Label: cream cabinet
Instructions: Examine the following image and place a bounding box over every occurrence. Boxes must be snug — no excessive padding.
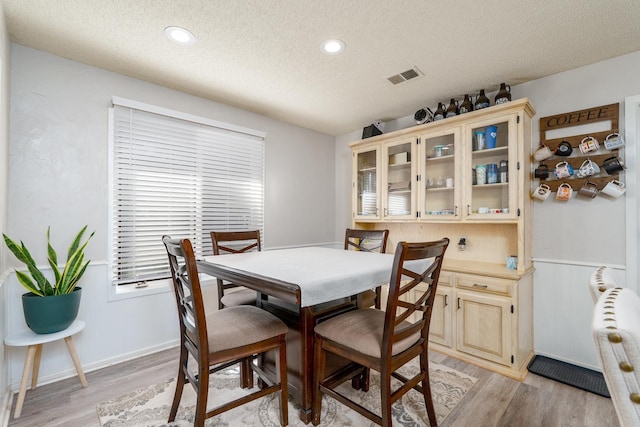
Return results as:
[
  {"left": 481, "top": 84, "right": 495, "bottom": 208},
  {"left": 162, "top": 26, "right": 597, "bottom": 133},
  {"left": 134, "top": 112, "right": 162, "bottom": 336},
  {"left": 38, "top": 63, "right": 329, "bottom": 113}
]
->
[
  {"left": 401, "top": 265, "right": 533, "bottom": 380},
  {"left": 424, "top": 273, "right": 453, "bottom": 348},
  {"left": 351, "top": 99, "right": 536, "bottom": 380},
  {"left": 419, "top": 127, "right": 461, "bottom": 220},
  {"left": 353, "top": 145, "right": 381, "bottom": 220},
  {"left": 381, "top": 136, "right": 418, "bottom": 220}
]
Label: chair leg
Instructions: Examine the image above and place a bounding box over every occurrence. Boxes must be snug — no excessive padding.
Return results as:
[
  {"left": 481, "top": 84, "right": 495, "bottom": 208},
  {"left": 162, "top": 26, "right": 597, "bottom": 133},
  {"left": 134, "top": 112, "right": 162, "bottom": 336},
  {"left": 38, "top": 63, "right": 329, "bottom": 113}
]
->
[
  {"left": 169, "top": 371, "right": 185, "bottom": 422},
  {"left": 421, "top": 353, "right": 438, "bottom": 427},
  {"left": 311, "top": 336, "right": 326, "bottom": 426},
  {"left": 350, "top": 366, "right": 370, "bottom": 391},
  {"left": 193, "top": 370, "right": 209, "bottom": 427},
  {"left": 278, "top": 339, "right": 288, "bottom": 426},
  {"left": 380, "top": 370, "right": 393, "bottom": 427},
  {"left": 169, "top": 348, "right": 188, "bottom": 422},
  {"left": 241, "top": 357, "right": 254, "bottom": 389}
]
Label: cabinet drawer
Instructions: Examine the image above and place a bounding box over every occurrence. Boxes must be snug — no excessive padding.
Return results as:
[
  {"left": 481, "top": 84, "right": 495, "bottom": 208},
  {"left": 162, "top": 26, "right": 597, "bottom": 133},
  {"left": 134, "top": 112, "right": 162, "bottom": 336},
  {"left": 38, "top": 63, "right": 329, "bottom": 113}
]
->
[
  {"left": 456, "top": 273, "right": 514, "bottom": 296},
  {"left": 438, "top": 271, "right": 454, "bottom": 287}
]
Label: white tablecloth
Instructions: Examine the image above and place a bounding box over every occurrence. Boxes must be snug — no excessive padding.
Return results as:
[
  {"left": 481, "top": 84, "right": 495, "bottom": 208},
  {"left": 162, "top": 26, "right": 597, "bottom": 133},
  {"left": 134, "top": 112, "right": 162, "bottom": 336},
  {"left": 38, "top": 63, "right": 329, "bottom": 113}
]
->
[{"left": 203, "top": 247, "right": 399, "bottom": 307}]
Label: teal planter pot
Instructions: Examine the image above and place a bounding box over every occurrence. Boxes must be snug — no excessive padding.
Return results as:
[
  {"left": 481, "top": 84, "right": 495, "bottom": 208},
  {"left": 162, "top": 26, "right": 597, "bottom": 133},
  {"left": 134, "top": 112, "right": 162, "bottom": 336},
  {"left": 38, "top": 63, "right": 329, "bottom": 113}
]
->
[{"left": 22, "top": 288, "right": 82, "bottom": 334}]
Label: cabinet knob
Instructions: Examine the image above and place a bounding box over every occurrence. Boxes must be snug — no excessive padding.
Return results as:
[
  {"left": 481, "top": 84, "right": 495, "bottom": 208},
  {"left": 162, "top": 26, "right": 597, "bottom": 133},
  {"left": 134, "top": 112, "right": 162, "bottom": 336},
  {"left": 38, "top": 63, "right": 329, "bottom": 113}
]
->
[{"left": 473, "top": 283, "right": 488, "bottom": 289}]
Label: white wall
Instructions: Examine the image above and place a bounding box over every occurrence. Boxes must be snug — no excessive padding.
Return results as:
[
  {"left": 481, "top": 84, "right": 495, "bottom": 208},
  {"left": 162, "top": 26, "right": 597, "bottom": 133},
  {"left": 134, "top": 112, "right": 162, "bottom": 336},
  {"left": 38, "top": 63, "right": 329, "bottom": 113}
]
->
[
  {"left": 3, "top": 44, "right": 336, "bottom": 389},
  {"left": 335, "top": 50, "right": 640, "bottom": 369},
  {"left": 0, "top": 1, "right": 10, "bottom": 424}
]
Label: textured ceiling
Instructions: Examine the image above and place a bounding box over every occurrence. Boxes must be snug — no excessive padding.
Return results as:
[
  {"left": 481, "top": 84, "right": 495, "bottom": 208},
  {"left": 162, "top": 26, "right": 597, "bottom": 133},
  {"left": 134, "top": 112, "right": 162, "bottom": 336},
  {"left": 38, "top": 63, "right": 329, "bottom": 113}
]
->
[{"left": 2, "top": 0, "right": 640, "bottom": 136}]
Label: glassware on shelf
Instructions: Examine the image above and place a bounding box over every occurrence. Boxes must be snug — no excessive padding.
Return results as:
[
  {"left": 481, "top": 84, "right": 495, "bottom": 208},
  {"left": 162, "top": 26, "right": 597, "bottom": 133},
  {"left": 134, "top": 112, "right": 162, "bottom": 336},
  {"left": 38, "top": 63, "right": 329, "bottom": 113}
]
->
[
  {"left": 487, "top": 164, "right": 498, "bottom": 184},
  {"left": 474, "top": 130, "right": 486, "bottom": 150}
]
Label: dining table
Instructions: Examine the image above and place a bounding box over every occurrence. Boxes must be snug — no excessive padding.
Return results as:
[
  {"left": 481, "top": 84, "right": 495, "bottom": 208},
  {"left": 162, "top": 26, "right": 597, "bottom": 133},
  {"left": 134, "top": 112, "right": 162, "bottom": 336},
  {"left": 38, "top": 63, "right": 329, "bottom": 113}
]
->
[{"left": 197, "top": 246, "right": 400, "bottom": 422}]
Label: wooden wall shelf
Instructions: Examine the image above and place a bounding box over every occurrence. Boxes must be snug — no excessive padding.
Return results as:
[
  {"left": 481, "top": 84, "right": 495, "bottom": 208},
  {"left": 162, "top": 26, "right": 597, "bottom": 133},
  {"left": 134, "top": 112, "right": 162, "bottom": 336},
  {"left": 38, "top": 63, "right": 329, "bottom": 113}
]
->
[{"left": 537, "top": 103, "right": 621, "bottom": 193}]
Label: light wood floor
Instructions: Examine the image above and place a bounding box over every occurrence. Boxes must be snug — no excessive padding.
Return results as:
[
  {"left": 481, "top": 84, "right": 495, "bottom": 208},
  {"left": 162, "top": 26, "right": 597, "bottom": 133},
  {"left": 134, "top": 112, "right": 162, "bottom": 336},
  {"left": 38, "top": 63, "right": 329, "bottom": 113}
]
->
[{"left": 7, "top": 347, "right": 618, "bottom": 427}]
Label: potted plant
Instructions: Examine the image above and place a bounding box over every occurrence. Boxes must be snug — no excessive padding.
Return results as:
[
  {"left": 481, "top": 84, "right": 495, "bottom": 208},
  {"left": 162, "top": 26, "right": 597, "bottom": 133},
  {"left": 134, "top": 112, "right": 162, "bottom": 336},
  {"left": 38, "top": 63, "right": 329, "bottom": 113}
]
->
[{"left": 3, "top": 226, "right": 94, "bottom": 334}]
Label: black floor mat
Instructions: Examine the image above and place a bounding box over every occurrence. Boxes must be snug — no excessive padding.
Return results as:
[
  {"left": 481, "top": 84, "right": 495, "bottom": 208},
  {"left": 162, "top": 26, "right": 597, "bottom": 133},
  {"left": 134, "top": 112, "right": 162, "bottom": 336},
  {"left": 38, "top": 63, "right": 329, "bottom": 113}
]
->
[{"left": 527, "top": 355, "right": 610, "bottom": 397}]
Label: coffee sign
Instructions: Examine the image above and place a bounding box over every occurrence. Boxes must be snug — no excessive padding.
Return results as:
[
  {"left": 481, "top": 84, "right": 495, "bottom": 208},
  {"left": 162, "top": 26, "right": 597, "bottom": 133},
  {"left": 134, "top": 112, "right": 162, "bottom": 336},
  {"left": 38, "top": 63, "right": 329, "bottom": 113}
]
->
[
  {"left": 539, "top": 103, "right": 619, "bottom": 147},
  {"left": 540, "top": 104, "right": 618, "bottom": 131}
]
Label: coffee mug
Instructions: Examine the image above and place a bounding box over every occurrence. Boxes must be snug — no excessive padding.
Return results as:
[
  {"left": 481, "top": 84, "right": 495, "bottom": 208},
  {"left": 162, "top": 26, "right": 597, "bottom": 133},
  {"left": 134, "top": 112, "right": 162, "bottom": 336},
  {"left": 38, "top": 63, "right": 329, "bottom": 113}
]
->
[
  {"left": 575, "top": 159, "right": 600, "bottom": 178},
  {"left": 556, "top": 183, "right": 573, "bottom": 201},
  {"left": 601, "top": 179, "right": 626, "bottom": 198},
  {"left": 554, "top": 161, "right": 574, "bottom": 178},
  {"left": 579, "top": 136, "right": 599, "bottom": 154},
  {"left": 602, "top": 156, "right": 624, "bottom": 174},
  {"left": 578, "top": 181, "right": 599, "bottom": 199},
  {"left": 534, "top": 145, "right": 553, "bottom": 161},
  {"left": 555, "top": 140, "right": 573, "bottom": 157},
  {"left": 532, "top": 183, "right": 551, "bottom": 200},
  {"left": 604, "top": 132, "right": 624, "bottom": 150},
  {"left": 534, "top": 163, "right": 550, "bottom": 179}
]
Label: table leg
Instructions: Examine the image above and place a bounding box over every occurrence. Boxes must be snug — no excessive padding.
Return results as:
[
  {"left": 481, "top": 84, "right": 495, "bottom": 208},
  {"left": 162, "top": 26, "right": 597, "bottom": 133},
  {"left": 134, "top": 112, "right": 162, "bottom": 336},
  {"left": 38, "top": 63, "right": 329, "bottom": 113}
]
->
[
  {"left": 31, "top": 344, "right": 43, "bottom": 390},
  {"left": 64, "top": 336, "right": 88, "bottom": 387},
  {"left": 14, "top": 345, "right": 37, "bottom": 418}
]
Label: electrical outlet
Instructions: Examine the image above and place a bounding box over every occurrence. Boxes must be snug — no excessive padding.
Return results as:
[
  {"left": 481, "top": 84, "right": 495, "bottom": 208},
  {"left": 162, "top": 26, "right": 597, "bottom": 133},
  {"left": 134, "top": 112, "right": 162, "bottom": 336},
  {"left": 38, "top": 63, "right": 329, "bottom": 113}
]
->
[{"left": 457, "top": 237, "right": 467, "bottom": 251}]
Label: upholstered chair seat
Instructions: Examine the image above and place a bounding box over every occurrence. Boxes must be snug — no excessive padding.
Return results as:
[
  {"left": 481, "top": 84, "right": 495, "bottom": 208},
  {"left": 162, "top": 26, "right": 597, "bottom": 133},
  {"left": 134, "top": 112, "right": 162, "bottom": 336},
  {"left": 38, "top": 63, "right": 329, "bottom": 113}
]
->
[
  {"left": 220, "top": 288, "right": 257, "bottom": 308},
  {"left": 206, "top": 305, "right": 288, "bottom": 353},
  {"left": 313, "top": 308, "right": 420, "bottom": 358}
]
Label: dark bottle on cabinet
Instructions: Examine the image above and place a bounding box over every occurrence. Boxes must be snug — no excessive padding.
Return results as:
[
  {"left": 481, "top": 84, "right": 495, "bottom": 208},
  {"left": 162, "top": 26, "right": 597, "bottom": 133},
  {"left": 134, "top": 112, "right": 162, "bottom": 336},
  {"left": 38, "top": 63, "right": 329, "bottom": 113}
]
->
[
  {"left": 495, "top": 83, "right": 512, "bottom": 104},
  {"left": 459, "top": 94, "right": 474, "bottom": 114},
  {"left": 475, "top": 89, "right": 490, "bottom": 110},
  {"left": 445, "top": 98, "right": 458, "bottom": 118},
  {"left": 433, "top": 102, "right": 446, "bottom": 121}
]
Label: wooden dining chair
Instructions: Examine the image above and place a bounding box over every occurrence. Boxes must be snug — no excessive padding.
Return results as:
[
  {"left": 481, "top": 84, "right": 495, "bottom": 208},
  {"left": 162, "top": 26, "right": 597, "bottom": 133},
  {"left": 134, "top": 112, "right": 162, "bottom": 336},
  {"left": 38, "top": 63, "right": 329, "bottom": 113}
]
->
[
  {"left": 344, "top": 228, "right": 390, "bottom": 309},
  {"left": 163, "top": 236, "right": 289, "bottom": 426},
  {"left": 312, "top": 238, "right": 449, "bottom": 427},
  {"left": 210, "top": 230, "right": 261, "bottom": 309}
]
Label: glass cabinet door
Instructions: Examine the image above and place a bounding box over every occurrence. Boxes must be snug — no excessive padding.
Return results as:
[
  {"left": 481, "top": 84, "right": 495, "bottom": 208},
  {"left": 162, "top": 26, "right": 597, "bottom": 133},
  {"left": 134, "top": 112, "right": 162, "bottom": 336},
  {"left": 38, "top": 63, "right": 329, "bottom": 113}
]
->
[
  {"left": 420, "top": 128, "right": 461, "bottom": 220},
  {"left": 466, "top": 115, "right": 517, "bottom": 219},
  {"left": 353, "top": 146, "right": 380, "bottom": 219},
  {"left": 383, "top": 138, "right": 416, "bottom": 220}
]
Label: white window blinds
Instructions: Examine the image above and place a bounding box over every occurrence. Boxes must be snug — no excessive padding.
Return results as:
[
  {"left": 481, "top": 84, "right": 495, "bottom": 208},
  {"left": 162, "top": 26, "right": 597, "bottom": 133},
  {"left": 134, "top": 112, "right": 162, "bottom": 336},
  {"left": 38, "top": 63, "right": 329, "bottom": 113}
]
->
[{"left": 110, "top": 99, "right": 265, "bottom": 285}]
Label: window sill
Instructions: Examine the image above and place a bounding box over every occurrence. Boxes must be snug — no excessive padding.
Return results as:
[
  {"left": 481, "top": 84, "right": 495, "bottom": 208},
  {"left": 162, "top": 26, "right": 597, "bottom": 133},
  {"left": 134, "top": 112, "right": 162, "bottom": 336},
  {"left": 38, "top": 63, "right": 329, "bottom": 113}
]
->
[{"left": 107, "top": 276, "right": 217, "bottom": 302}]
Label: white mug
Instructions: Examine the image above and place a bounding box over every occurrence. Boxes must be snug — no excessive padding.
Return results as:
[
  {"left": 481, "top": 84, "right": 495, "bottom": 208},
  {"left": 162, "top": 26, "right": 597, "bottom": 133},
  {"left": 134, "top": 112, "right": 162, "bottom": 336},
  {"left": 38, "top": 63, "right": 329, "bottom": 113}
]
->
[
  {"left": 534, "top": 145, "right": 553, "bottom": 161},
  {"left": 579, "top": 136, "right": 599, "bottom": 154},
  {"left": 601, "top": 180, "right": 626, "bottom": 198},
  {"left": 604, "top": 132, "right": 624, "bottom": 150},
  {"left": 532, "top": 183, "right": 551, "bottom": 201},
  {"left": 554, "top": 161, "right": 574, "bottom": 178},
  {"left": 575, "top": 159, "right": 600, "bottom": 178},
  {"left": 556, "top": 183, "right": 573, "bottom": 201}
]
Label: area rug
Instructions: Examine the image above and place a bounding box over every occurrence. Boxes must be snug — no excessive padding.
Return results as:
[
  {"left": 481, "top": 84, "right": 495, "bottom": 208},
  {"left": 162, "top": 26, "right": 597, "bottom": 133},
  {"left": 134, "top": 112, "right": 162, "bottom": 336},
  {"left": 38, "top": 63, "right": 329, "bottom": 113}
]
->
[{"left": 97, "top": 361, "right": 476, "bottom": 426}]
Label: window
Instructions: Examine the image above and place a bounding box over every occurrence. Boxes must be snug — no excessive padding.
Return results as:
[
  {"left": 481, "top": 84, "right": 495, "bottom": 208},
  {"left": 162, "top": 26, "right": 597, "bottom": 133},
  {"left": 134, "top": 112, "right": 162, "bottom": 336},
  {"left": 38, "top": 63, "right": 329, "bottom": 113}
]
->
[{"left": 109, "top": 98, "right": 265, "bottom": 286}]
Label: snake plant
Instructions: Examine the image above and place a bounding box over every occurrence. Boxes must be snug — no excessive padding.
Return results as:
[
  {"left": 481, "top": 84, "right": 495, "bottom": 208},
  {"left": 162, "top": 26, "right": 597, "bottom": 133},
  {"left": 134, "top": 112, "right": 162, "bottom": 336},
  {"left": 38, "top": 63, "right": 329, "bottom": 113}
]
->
[{"left": 3, "top": 226, "right": 95, "bottom": 296}]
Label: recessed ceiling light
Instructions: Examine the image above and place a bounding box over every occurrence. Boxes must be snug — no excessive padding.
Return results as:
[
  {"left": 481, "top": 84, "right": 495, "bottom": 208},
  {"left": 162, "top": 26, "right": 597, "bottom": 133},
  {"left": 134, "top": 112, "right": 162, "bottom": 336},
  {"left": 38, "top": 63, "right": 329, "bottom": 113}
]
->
[
  {"left": 322, "top": 39, "right": 345, "bottom": 55},
  {"left": 164, "top": 26, "right": 196, "bottom": 45}
]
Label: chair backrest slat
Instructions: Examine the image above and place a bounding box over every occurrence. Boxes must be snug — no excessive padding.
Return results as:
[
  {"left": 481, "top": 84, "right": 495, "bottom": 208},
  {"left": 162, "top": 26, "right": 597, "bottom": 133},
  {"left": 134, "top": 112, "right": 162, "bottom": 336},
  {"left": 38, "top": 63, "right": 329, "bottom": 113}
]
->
[
  {"left": 163, "top": 236, "right": 209, "bottom": 364},
  {"left": 344, "top": 228, "right": 389, "bottom": 253},
  {"left": 211, "top": 230, "right": 262, "bottom": 255},
  {"left": 383, "top": 239, "right": 449, "bottom": 356}
]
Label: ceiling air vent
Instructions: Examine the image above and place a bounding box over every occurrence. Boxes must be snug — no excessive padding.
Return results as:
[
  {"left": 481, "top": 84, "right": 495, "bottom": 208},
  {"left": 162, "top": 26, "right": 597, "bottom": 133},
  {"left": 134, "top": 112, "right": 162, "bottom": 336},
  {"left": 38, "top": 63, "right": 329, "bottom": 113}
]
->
[{"left": 387, "top": 67, "right": 423, "bottom": 85}]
